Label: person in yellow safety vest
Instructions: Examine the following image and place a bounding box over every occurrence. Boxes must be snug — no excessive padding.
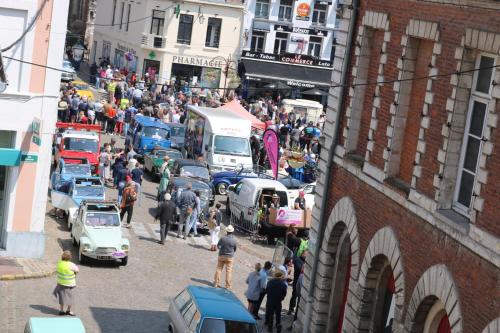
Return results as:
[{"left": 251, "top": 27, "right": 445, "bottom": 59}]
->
[{"left": 52, "top": 250, "right": 79, "bottom": 316}]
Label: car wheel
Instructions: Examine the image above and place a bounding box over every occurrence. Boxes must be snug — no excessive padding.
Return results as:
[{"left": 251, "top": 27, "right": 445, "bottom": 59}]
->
[
  {"left": 79, "top": 248, "right": 88, "bottom": 265},
  {"left": 216, "top": 183, "right": 228, "bottom": 195},
  {"left": 121, "top": 256, "right": 128, "bottom": 266},
  {"left": 72, "top": 234, "right": 77, "bottom": 247},
  {"left": 225, "top": 198, "right": 230, "bottom": 215}
]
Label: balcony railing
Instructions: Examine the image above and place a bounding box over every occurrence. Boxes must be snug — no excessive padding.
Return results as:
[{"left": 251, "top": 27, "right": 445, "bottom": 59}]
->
[{"left": 141, "top": 33, "right": 166, "bottom": 49}]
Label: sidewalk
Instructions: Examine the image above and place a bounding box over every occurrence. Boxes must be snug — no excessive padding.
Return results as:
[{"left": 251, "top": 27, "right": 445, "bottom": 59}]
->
[{"left": 0, "top": 256, "right": 54, "bottom": 281}]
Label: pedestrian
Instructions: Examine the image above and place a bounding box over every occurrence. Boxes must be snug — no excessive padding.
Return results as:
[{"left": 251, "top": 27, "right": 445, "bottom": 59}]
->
[
  {"left": 176, "top": 182, "right": 197, "bottom": 239},
  {"left": 288, "top": 251, "right": 307, "bottom": 315},
  {"left": 253, "top": 261, "right": 273, "bottom": 319},
  {"left": 120, "top": 178, "right": 137, "bottom": 228},
  {"left": 286, "top": 225, "right": 301, "bottom": 255},
  {"left": 186, "top": 190, "right": 201, "bottom": 237},
  {"left": 116, "top": 162, "right": 129, "bottom": 203},
  {"left": 213, "top": 225, "right": 237, "bottom": 289},
  {"left": 155, "top": 193, "right": 177, "bottom": 244},
  {"left": 157, "top": 156, "right": 170, "bottom": 203},
  {"left": 208, "top": 203, "right": 222, "bottom": 251},
  {"left": 131, "top": 162, "right": 143, "bottom": 205},
  {"left": 52, "top": 250, "right": 79, "bottom": 316},
  {"left": 265, "top": 271, "right": 287, "bottom": 333},
  {"left": 99, "top": 144, "right": 112, "bottom": 183},
  {"left": 294, "top": 191, "right": 306, "bottom": 210},
  {"left": 245, "top": 263, "right": 263, "bottom": 318}
]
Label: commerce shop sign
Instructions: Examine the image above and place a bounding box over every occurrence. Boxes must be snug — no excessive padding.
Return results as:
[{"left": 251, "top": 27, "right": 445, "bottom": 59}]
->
[
  {"left": 172, "top": 56, "right": 224, "bottom": 68},
  {"left": 241, "top": 50, "right": 332, "bottom": 68}
]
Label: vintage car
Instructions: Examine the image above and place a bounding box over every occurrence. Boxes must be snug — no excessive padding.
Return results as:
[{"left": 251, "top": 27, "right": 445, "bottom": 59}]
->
[
  {"left": 25, "top": 317, "right": 85, "bottom": 333},
  {"left": 167, "top": 286, "right": 257, "bottom": 333},
  {"left": 54, "top": 122, "right": 102, "bottom": 174},
  {"left": 171, "top": 159, "right": 210, "bottom": 184},
  {"left": 51, "top": 176, "right": 105, "bottom": 229},
  {"left": 211, "top": 165, "right": 271, "bottom": 195},
  {"left": 50, "top": 159, "right": 92, "bottom": 189},
  {"left": 70, "top": 201, "right": 129, "bottom": 266},
  {"left": 71, "top": 80, "right": 95, "bottom": 101},
  {"left": 125, "top": 114, "right": 171, "bottom": 154},
  {"left": 168, "top": 177, "right": 215, "bottom": 226},
  {"left": 166, "top": 122, "right": 186, "bottom": 150},
  {"left": 143, "top": 148, "right": 183, "bottom": 177}
]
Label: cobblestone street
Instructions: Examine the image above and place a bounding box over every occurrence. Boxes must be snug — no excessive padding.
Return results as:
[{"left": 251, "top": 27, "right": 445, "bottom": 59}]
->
[{"left": 0, "top": 136, "right": 295, "bottom": 332}]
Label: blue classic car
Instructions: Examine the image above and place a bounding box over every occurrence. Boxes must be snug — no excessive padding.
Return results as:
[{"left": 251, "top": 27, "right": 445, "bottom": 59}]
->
[
  {"left": 211, "top": 165, "right": 271, "bottom": 195},
  {"left": 125, "top": 114, "right": 171, "bottom": 154},
  {"left": 50, "top": 159, "right": 92, "bottom": 189},
  {"left": 51, "top": 176, "right": 105, "bottom": 229}
]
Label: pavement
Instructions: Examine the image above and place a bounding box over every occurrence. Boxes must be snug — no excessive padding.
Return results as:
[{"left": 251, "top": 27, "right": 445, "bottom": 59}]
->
[{"left": 0, "top": 133, "right": 299, "bottom": 333}]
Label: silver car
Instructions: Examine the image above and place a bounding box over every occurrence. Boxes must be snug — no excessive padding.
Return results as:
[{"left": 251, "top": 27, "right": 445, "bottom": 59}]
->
[{"left": 61, "top": 60, "right": 76, "bottom": 81}]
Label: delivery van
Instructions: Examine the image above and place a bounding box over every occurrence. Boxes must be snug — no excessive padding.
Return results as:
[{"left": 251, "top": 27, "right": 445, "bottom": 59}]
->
[
  {"left": 281, "top": 99, "right": 324, "bottom": 124},
  {"left": 183, "top": 106, "right": 253, "bottom": 172}
]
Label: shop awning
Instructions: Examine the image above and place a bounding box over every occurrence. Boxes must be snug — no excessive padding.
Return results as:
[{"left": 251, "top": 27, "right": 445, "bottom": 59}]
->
[
  {"left": 241, "top": 59, "right": 332, "bottom": 87},
  {"left": 0, "top": 148, "right": 21, "bottom": 166},
  {"left": 221, "top": 100, "right": 266, "bottom": 131}
]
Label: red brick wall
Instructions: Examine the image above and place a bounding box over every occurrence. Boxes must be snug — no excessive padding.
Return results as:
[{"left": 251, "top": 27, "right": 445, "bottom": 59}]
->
[
  {"left": 324, "top": 166, "right": 499, "bottom": 332},
  {"left": 336, "top": 0, "right": 500, "bottom": 234},
  {"left": 355, "top": 30, "right": 385, "bottom": 157}
]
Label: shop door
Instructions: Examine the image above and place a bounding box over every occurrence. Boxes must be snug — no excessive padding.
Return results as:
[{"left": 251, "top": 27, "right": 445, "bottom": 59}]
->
[{"left": 0, "top": 166, "right": 7, "bottom": 248}]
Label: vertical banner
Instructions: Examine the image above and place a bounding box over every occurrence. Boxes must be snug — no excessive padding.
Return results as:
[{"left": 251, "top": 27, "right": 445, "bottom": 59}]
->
[{"left": 263, "top": 128, "right": 279, "bottom": 179}]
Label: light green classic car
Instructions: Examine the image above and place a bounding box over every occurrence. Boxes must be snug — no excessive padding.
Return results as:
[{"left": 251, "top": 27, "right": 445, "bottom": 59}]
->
[
  {"left": 143, "top": 148, "right": 183, "bottom": 178},
  {"left": 70, "top": 200, "right": 130, "bottom": 266},
  {"left": 25, "top": 317, "right": 85, "bottom": 333}
]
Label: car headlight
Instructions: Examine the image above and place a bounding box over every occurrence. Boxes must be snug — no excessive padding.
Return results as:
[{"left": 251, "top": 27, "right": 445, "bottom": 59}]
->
[
  {"left": 121, "top": 244, "right": 129, "bottom": 251},
  {"left": 82, "top": 244, "right": 91, "bottom": 252}
]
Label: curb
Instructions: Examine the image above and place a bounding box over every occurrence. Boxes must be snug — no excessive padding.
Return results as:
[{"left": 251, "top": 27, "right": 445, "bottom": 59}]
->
[{"left": 0, "top": 269, "right": 55, "bottom": 281}]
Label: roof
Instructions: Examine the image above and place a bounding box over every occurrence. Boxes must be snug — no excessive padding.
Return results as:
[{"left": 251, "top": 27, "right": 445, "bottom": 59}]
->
[
  {"left": 134, "top": 114, "right": 171, "bottom": 130},
  {"left": 187, "top": 106, "right": 252, "bottom": 136},
  {"left": 187, "top": 286, "right": 256, "bottom": 323},
  {"left": 63, "top": 131, "right": 99, "bottom": 139},
  {"left": 171, "top": 177, "right": 211, "bottom": 189},
  {"left": 28, "top": 317, "right": 86, "bottom": 333},
  {"left": 220, "top": 100, "right": 265, "bottom": 131},
  {"left": 241, "top": 178, "right": 289, "bottom": 191}
]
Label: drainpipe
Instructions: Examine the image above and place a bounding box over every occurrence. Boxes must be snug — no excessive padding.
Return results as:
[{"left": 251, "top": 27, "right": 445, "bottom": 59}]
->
[{"left": 301, "top": 1, "right": 360, "bottom": 332}]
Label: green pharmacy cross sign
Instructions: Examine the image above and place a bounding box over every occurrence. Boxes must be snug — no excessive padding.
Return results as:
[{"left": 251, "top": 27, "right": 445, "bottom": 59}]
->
[{"left": 148, "top": 51, "right": 156, "bottom": 59}]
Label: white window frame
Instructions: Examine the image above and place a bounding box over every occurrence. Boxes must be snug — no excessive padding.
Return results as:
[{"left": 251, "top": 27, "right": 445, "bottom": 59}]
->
[
  {"left": 251, "top": 31, "right": 266, "bottom": 52},
  {"left": 278, "top": 0, "right": 293, "bottom": 21},
  {"left": 312, "top": 2, "right": 328, "bottom": 26},
  {"left": 274, "top": 32, "right": 288, "bottom": 55},
  {"left": 453, "top": 53, "right": 496, "bottom": 216},
  {"left": 255, "top": 0, "right": 270, "bottom": 19},
  {"left": 308, "top": 36, "right": 322, "bottom": 58}
]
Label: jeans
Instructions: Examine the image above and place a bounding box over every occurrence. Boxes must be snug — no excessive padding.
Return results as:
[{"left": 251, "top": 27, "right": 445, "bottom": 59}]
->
[
  {"left": 186, "top": 212, "right": 198, "bottom": 235},
  {"left": 124, "top": 122, "right": 130, "bottom": 137},
  {"left": 177, "top": 211, "right": 190, "bottom": 237},
  {"left": 117, "top": 181, "right": 125, "bottom": 204},
  {"left": 265, "top": 303, "right": 282, "bottom": 331},
  {"left": 95, "top": 77, "right": 100, "bottom": 89},
  {"left": 213, "top": 255, "right": 233, "bottom": 289},
  {"left": 289, "top": 284, "right": 299, "bottom": 312},
  {"left": 253, "top": 291, "right": 266, "bottom": 317},
  {"left": 160, "top": 222, "right": 170, "bottom": 242},
  {"left": 120, "top": 205, "right": 134, "bottom": 225}
]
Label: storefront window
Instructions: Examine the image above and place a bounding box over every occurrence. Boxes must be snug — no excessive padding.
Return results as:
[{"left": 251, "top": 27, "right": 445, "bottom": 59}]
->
[
  {"left": 0, "top": 131, "right": 14, "bottom": 248},
  {"left": 205, "top": 18, "right": 222, "bottom": 48},
  {"left": 114, "top": 49, "right": 137, "bottom": 72}
]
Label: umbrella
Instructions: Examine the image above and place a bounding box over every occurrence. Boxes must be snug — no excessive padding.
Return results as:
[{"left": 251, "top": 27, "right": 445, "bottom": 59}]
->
[
  {"left": 301, "top": 88, "right": 329, "bottom": 96},
  {"left": 264, "top": 81, "right": 291, "bottom": 90}
]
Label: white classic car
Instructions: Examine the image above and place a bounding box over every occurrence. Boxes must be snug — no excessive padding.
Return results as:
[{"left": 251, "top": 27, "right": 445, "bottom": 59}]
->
[{"left": 70, "top": 201, "right": 130, "bottom": 266}]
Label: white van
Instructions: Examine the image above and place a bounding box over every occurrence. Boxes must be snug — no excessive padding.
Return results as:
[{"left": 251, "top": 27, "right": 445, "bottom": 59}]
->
[
  {"left": 226, "top": 178, "right": 289, "bottom": 232},
  {"left": 184, "top": 106, "right": 253, "bottom": 172},
  {"left": 281, "top": 99, "right": 324, "bottom": 124}
]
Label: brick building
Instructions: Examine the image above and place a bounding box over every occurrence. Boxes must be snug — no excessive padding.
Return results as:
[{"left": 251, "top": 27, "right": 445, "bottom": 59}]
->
[{"left": 296, "top": 1, "right": 500, "bottom": 332}]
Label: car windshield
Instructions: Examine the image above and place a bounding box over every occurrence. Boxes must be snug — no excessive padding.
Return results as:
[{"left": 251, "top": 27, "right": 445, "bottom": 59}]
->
[
  {"left": 74, "top": 83, "right": 89, "bottom": 90},
  {"left": 143, "top": 127, "right": 169, "bottom": 140},
  {"left": 180, "top": 166, "right": 209, "bottom": 180},
  {"left": 63, "top": 60, "right": 73, "bottom": 68},
  {"left": 85, "top": 212, "right": 120, "bottom": 227},
  {"left": 213, "top": 136, "right": 250, "bottom": 157},
  {"left": 63, "top": 137, "right": 99, "bottom": 152},
  {"left": 74, "top": 186, "right": 104, "bottom": 197},
  {"left": 170, "top": 126, "right": 186, "bottom": 137},
  {"left": 156, "top": 150, "right": 182, "bottom": 159},
  {"left": 63, "top": 164, "right": 91, "bottom": 175},
  {"left": 200, "top": 318, "right": 257, "bottom": 333}
]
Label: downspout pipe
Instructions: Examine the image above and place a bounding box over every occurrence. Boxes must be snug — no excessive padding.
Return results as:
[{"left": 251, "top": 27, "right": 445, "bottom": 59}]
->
[{"left": 301, "top": 1, "right": 360, "bottom": 332}]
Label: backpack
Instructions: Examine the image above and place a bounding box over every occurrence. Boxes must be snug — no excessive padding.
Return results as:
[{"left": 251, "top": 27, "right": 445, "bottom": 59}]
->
[
  {"left": 297, "top": 239, "right": 309, "bottom": 257},
  {"left": 125, "top": 188, "right": 137, "bottom": 204}
]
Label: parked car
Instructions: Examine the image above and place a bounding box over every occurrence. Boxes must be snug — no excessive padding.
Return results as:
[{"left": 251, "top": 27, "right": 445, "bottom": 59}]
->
[
  {"left": 70, "top": 201, "right": 129, "bottom": 266},
  {"left": 166, "top": 123, "right": 186, "bottom": 150},
  {"left": 61, "top": 60, "right": 76, "bottom": 82},
  {"left": 125, "top": 114, "right": 171, "bottom": 154},
  {"left": 71, "top": 80, "right": 95, "bottom": 101},
  {"left": 143, "top": 148, "right": 182, "bottom": 177},
  {"left": 50, "top": 158, "right": 92, "bottom": 189},
  {"left": 211, "top": 165, "right": 271, "bottom": 195},
  {"left": 278, "top": 178, "right": 316, "bottom": 209},
  {"left": 167, "top": 285, "right": 258, "bottom": 333},
  {"left": 51, "top": 176, "right": 105, "bottom": 229},
  {"left": 25, "top": 317, "right": 85, "bottom": 333}
]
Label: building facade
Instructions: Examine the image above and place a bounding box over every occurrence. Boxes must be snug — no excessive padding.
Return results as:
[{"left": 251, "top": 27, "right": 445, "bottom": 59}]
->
[
  {"left": 239, "top": 0, "right": 338, "bottom": 100},
  {"left": 93, "top": 0, "right": 244, "bottom": 91},
  {"left": 0, "top": 0, "right": 69, "bottom": 258},
  {"left": 297, "top": 0, "right": 500, "bottom": 332}
]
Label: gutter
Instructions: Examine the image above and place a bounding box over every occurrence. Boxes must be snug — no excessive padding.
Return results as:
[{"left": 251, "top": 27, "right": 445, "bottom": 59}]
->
[{"left": 301, "top": 1, "right": 360, "bottom": 332}]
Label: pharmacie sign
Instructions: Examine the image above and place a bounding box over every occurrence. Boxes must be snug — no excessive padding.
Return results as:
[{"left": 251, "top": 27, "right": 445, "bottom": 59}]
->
[
  {"left": 172, "top": 56, "right": 224, "bottom": 68},
  {"left": 241, "top": 50, "right": 332, "bottom": 68}
]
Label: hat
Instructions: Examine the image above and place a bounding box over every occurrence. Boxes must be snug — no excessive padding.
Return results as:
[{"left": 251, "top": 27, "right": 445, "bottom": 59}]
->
[
  {"left": 272, "top": 193, "right": 279, "bottom": 199},
  {"left": 125, "top": 175, "right": 132, "bottom": 182},
  {"left": 299, "top": 190, "right": 305, "bottom": 196},
  {"left": 274, "top": 271, "right": 284, "bottom": 279},
  {"left": 225, "top": 225, "right": 234, "bottom": 233},
  {"left": 164, "top": 193, "right": 171, "bottom": 201}
]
